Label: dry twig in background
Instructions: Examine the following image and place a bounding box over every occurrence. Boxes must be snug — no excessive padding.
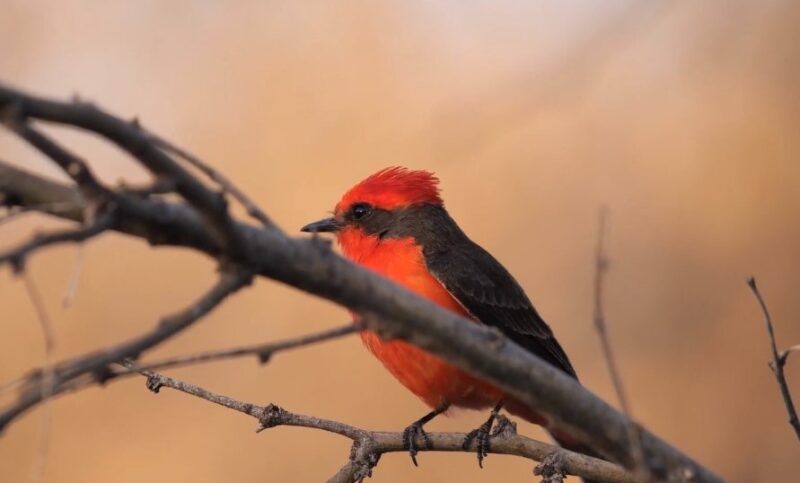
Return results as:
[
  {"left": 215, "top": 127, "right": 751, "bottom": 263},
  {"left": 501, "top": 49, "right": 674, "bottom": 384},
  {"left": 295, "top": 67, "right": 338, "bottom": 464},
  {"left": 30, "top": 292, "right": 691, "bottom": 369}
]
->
[
  {"left": 747, "top": 277, "right": 800, "bottom": 441},
  {"left": 592, "top": 209, "right": 648, "bottom": 479}
]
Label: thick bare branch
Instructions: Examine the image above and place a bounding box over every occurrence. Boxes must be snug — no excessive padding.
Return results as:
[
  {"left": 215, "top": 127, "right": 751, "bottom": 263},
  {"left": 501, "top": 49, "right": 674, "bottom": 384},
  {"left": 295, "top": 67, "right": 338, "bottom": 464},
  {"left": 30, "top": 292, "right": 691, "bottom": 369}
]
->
[
  {"left": 747, "top": 277, "right": 800, "bottom": 440},
  {"left": 127, "top": 362, "right": 634, "bottom": 483},
  {"left": 0, "top": 158, "right": 719, "bottom": 481},
  {"left": 0, "top": 82, "right": 722, "bottom": 481},
  {"left": 0, "top": 85, "right": 243, "bottom": 254}
]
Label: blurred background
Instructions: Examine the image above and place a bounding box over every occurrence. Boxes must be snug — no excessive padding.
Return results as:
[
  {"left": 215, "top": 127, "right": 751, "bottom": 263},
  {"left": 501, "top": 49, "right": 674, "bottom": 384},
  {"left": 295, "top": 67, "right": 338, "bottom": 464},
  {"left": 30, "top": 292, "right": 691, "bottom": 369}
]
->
[{"left": 1, "top": 1, "right": 799, "bottom": 481}]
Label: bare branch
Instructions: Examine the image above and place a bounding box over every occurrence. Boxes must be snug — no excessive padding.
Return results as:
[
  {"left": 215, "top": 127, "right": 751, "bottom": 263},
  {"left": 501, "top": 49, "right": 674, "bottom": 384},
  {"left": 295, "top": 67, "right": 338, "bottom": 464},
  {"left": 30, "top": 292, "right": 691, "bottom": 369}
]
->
[
  {"left": 146, "top": 133, "right": 276, "bottom": 229},
  {"left": 0, "top": 267, "right": 253, "bottom": 432},
  {"left": 123, "top": 322, "right": 361, "bottom": 373},
  {"left": 0, "top": 83, "right": 723, "bottom": 481},
  {"left": 746, "top": 277, "right": 800, "bottom": 440},
  {"left": 0, "top": 214, "right": 114, "bottom": 272},
  {"left": 0, "top": 85, "right": 241, "bottom": 253},
  {"left": 21, "top": 271, "right": 56, "bottom": 483},
  {"left": 125, "top": 361, "right": 634, "bottom": 483},
  {"left": 1, "top": 119, "right": 107, "bottom": 200},
  {"left": 0, "top": 158, "right": 720, "bottom": 481},
  {"left": 2, "top": 322, "right": 361, "bottom": 403},
  {"left": 592, "top": 208, "right": 648, "bottom": 478}
]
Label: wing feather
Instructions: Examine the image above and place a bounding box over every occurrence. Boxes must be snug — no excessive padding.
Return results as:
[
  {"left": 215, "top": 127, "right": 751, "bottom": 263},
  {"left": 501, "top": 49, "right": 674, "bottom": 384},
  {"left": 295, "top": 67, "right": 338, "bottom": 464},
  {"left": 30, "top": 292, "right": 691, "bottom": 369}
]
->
[{"left": 425, "top": 240, "right": 577, "bottom": 379}]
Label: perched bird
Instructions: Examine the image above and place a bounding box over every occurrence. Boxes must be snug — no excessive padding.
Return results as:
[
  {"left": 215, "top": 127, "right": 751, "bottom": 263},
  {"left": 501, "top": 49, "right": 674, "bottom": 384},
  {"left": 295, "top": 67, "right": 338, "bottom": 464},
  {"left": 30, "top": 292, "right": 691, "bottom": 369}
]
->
[{"left": 302, "top": 167, "right": 595, "bottom": 473}]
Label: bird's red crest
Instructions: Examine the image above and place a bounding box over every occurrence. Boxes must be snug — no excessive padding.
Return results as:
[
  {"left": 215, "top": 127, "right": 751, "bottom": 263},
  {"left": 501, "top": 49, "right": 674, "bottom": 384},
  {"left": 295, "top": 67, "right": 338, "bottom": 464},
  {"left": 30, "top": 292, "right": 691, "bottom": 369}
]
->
[{"left": 336, "top": 167, "right": 443, "bottom": 213}]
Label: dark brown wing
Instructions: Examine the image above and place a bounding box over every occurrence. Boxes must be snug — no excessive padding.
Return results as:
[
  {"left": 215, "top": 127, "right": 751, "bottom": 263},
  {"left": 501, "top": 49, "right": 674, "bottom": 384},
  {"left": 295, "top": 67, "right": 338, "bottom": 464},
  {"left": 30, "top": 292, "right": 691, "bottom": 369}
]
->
[
  {"left": 423, "top": 237, "right": 577, "bottom": 380},
  {"left": 376, "top": 204, "right": 577, "bottom": 379}
]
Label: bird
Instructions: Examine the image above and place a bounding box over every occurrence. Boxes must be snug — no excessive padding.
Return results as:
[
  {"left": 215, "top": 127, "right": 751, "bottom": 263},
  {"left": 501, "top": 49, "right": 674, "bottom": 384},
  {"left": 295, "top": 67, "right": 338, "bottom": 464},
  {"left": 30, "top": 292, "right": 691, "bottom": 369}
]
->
[{"left": 301, "top": 167, "right": 597, "bottom": 475}]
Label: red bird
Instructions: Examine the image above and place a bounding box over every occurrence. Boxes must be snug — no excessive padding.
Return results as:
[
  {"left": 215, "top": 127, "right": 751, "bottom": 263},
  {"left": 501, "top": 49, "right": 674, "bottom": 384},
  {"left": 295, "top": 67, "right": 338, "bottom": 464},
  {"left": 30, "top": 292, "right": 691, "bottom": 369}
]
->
[{"left": 302, "top": 167, "right": 593, "bottom": 471}]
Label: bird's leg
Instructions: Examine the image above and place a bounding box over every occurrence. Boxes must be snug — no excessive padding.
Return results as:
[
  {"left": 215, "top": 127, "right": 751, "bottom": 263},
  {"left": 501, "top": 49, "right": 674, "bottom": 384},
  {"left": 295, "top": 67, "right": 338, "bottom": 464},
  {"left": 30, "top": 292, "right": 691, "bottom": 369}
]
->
[
  {"left": 462, "top": 400, "right": 504, "bottom": 468},
  {"left": 402, "top": 402, "right": 450, "bottom": 466}
]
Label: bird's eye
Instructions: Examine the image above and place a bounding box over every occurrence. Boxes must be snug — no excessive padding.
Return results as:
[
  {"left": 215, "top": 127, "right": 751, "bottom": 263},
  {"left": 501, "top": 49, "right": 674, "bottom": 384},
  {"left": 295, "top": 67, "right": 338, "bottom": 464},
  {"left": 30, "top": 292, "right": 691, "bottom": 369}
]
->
[{"left": 351, "top": 203, "right": 372, "bottom": 220}]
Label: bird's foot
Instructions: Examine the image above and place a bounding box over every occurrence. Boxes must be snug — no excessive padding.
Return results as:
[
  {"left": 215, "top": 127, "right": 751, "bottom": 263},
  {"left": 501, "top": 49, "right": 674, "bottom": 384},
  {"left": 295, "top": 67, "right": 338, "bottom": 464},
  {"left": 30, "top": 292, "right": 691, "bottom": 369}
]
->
[
  {"left": 402, "top": 421, "right": 432, "bottom": 467},
  {"left": 462, "top": 418, "right": 495, "bottom": 468}
]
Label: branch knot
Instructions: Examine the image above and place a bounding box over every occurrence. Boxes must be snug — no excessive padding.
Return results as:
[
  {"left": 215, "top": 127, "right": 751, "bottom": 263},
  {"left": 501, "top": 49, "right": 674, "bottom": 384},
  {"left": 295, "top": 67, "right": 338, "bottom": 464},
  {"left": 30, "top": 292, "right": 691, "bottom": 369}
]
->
[
  {"left": 257, "top": 403, "right": 287, "bottom": 431},
  {"left": 145, "top": 375, "right": 163, "bottom": 393},
  {"left": 534, "top": 451, "right": 566, "bottom": 483}
]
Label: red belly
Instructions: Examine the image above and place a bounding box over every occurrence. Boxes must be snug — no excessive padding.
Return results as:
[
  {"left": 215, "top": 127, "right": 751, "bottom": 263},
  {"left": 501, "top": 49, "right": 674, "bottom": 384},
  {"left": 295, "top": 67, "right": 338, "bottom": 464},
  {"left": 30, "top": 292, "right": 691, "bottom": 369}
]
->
[
  {"left": 341, "top": 232, "right": 504, "bottom": 409},
  {"left": 360, "top": 332, "right": 503, "bottom": 409}
]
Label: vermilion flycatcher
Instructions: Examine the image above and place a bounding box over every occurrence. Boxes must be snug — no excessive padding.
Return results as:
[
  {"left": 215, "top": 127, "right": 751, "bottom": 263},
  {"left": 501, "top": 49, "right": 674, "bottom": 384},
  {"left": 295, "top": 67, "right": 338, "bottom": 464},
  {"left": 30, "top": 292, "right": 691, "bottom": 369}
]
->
[{"left": 302, "top": 167, "right": 593, "bottom": 472}]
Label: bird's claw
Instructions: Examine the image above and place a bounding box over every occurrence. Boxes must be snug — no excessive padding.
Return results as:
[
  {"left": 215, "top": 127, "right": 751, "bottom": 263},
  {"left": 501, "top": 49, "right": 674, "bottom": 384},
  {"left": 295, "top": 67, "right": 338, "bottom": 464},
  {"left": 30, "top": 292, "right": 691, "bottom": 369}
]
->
[
  {"left": 402, "top": 422, "right": 432, "bottom": 466},
  {"left": 462, "top": 419, "right": 494, "bottom": 468}
]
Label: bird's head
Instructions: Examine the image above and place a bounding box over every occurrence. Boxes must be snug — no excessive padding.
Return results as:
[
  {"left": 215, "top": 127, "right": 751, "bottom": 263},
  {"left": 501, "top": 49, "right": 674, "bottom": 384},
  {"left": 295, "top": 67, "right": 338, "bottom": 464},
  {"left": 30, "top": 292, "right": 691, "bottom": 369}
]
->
[{"left": 301, "top": 167, "right": 443, "bottom": 257}]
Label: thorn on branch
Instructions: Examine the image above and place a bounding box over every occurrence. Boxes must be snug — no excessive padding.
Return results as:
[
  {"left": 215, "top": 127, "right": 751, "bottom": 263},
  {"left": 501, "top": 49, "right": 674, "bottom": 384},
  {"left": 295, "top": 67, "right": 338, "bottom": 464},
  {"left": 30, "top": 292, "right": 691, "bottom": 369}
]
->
[
  {"left": 91, "top": 365, "right": 117, "bottom": 385},
  {"left": 256, "top": 351, "right": 272, "bottom": 364}
]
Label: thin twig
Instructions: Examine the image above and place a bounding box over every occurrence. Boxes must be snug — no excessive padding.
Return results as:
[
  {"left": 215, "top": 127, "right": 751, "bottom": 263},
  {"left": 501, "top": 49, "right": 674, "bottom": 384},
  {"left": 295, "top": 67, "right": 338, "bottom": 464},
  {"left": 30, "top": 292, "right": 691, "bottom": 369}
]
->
[
  {"left": 21, "top": 272, "right": 55, "bottom": 483},
  {"left": 119, "top": 322, "right": 361, "bottom": 374},
  {"left": 0, "top": 268, "right": 253, "bottom": 432},
  {"left": 592, "top": 208, "right": 648, "bottom": 475},
  {"left": 147, "top": 134, "right": 276, "bottom": 229},
  {"left": 746, "top": 277, "right": 800, "bottom": 440},
  {"left": 1, "top": 323, "right": 360, "bottom": 400},
  {"left": 61, "top": 244, "right": 85, "bottom": 307},
  {"left": 2, "top": 120, "right": 107, "bottom": 200},
  {"left": 0, "top": 82, "right": 723, "bottom": 480},
  {"left": 0, "top": 214, "right": 114, "bottom": 272},
  {"left": 124, "top": 361, "right": 634, "bottom": 483}
]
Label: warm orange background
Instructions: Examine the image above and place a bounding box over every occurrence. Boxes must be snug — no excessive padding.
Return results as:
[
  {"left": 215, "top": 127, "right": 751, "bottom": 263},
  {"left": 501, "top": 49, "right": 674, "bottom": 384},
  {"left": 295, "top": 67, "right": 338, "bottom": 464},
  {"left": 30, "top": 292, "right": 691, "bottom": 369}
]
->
[{"left": 1, "top": 2, "right": 799, "bottom": 482}]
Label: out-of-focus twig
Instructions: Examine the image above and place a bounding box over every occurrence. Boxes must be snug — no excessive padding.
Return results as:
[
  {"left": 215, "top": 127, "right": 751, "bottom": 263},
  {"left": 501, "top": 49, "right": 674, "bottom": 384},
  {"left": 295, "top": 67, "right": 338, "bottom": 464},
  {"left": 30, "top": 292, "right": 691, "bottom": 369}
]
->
[
  {"left": 61, "top": 245, "right": 84, "bottom": 307},
  {"left": 146, "top": 133, "right": 276, "bottom": 230},
  {"left": 0, "top": 268, "right": 253, "bottom": 433},
  {"left": 747, "top": 277, "right": 800, "bottom": 441},
  {"left": 592, "top": 208, "right": 648, "bottom": 476},
  {"left": 122, "top": 322, "right": 361, "bottom": 373},
  {"left": 21, "top": 272, "right": 55, "bottom": 483},
  {"left": 0, "top": 214, "right": 114, "bottom": 272}
]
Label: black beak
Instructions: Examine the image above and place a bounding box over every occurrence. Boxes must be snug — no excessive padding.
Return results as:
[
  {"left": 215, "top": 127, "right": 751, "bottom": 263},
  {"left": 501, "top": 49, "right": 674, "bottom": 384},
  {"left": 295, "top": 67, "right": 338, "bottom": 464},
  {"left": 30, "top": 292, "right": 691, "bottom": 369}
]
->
[{"left": 300, "top": 217, "right": 340, "bottom": 233}]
